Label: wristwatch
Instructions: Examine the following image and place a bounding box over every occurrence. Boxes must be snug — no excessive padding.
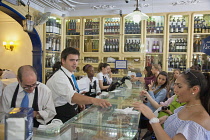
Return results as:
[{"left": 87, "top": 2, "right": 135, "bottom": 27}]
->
[{"left": 149, "top": 117, "right": 160, "bottom": 124}]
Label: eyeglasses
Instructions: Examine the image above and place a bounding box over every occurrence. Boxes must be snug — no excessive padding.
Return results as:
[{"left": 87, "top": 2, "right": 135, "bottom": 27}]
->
[
  {"left": 22, "top": 83, "right": 39, "bottom": 90},
  {"left": 184, "top": 69, "right": 201, "bottom": 86}
]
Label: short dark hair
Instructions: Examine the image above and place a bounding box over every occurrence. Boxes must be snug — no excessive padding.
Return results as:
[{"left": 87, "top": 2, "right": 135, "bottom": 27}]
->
[
  {"left": 83, "top": 64, "right": 93, "bottom": 73},
  {"left": 61, "top": 47, "right": 80, "bottom": 62},
  {"left": 17, "top": 65, "right": 37, "bottom": 82}
]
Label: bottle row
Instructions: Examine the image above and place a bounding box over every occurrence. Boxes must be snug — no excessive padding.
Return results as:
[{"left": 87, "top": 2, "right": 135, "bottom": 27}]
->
[
  {"left": 45, "top": 53, "right": 60, "bottom": 68},
  {"left": 66, "top": 39, "right": 80, "bottom": 50},
  {"left": 194, "top": 16, "right": 210, "bottom": 33},
  {"left": 146, "top": 17, "right": 164, "bottom": 34},
  {"left": 168, "top": 55, "right": 186, "bottom": 71},
  {"left": 66, "top": 19, "right": 80, "bottom": 35},
  {"left": 104, "top": 39, "right": 119, "bottom": 52},
  {"left": 125, "top": 20, "right": 141, "bottom": 34},
  {"left": 104, "top": 18, "right": 120, "bottom": 35},
  {"left": 124, "top": 39, "right": 141, "bottom": 52},
  {"left": 46, "top": 37, "right": 61, "bottom": 51},
  {"left": 169, "top": 38, "right": 187, "bottom": 52},
  {"left": 146, "top": 38, "right": 163, "bottom": 53},
  {"left": 46, "top": 18, "right": 62, "bottom": 35}
]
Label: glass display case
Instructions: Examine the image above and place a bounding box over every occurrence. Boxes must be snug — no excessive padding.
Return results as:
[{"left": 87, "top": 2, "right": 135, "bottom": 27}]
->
[{"left": 33, "top": 88, "right": 141, "bottom": 140}]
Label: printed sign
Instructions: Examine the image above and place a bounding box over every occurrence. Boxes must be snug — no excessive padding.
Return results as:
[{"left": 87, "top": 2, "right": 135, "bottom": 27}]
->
[
  {"left": 201, "top": 36, "right": 210, "bottom": 56},
  {"left": 115, "top": 60, "right": 127, "bottom": 69}
]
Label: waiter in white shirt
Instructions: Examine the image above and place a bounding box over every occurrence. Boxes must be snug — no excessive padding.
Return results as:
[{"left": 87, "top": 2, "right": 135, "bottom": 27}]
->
[
  {"left": 46, "top": 47, "right": 111, "bottom": 123},
  {"left": 2, "top": 65, "right": 56, "bottom": 127}
]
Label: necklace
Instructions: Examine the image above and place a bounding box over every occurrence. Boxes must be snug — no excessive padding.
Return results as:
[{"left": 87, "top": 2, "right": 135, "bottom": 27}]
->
[{"left": 185, "top": 104, "right": 201, "bottom": 108}]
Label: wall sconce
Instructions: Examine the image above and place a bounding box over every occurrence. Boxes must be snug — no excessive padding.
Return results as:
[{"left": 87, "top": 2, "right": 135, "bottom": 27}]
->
[{"left": 3, "top": 41, "right": 15, "bottom": 51}]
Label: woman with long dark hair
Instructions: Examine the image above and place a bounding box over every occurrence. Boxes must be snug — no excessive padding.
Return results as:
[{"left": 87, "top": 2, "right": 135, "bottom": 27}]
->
[{"left": 133, "top": 70, "right": 210, "bottom": 140}]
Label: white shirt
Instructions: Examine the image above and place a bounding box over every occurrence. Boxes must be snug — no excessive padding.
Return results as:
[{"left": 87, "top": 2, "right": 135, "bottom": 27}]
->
[
  {"left": 96, "top": 72, "right": 105, "bottom": 81},
  {"left": 77, "top": 76, "right": 101, "bottom": 94},
  {"left": 2, "top": 82, "right": 56, "bottom": 125},
  {"left": 46, "top": 66, "right": 77, "bottom": 107}
]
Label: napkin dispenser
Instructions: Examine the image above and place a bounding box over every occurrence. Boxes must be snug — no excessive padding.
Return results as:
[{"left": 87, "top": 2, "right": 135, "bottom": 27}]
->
[{"left": 5, "top": 107, "right": 34, "bottom": 140}]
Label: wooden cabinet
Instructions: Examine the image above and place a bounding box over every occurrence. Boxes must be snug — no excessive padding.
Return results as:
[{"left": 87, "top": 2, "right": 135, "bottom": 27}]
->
[{"left": 42, "top": 11, "right": 210, "bottom": 81}]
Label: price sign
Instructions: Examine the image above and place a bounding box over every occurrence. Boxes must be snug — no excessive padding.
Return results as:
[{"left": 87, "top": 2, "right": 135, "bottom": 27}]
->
[{"left": 115, "top": 60, "right": 127, "bottom": 69}]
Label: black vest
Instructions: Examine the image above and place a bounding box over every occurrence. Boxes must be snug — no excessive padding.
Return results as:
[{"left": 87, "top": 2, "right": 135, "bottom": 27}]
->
[
  {"left": 53, "top": 68, "right": 78, "bottom": 123},
  {"left": 11, "top": 84, "right": 40, "bottom": 127},
  {"left": 85, "top": 80, "right": 97, "bottom": 97}
]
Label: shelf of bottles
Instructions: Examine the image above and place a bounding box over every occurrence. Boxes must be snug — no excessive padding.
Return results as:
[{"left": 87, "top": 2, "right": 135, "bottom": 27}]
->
[
  {"left": 83, "top": 18, "right": 100, "bottom": 53},
  {"left": 44, "top": 16, "right": 62, "bottom": 81},
  {"left": 83, "top": 56, "right": 99, "bottom": 64},
  {"left": 103, "top": 17, "right": 121, "bottom": 53},
  {"left": 168, "top": 54, "right": 186, "bottom": 72},
  {"left": 169, "top": 15, "right": 188, "bottom": 34},
  {"left": 192, "top": 54, "right": 210, "bottom": 72},
  {"left": 168, "top": 35, "right": 187, "bottom": 52},
  {"left": 45, "top": 52, "right": 60, "bottom": 68},
  {"left": 84, "top": 36, "right": 99, "bottom": 52},
  {"left": 145, "top": 54, "right": 163, "bottom": 67},
  {"left": 124, "top": 19, "right": 141, "bottom": 34},
  {"left": 146, "top": 16, "right": 164, "bottom": 34},
  {"left": 124, "top": 35, "right": 141, "bottom": 53},
  {"left": 84, "top": 18, "right": 100, "bottom": 35},
  {"left": 46, "top": 34, "right": 61, "bottom": 51},
  {"left": 103, "top": 37, "right": 120, "bottom": 52},
  {"left": 146, "top": 36, "right": 163, "bottom": 53},
  {"left": 193, "top": 34, "right": 209, "bottom": 53},
  {"left": 66, "top": 36, "right": 80, "bottom": 50},
  {"left": 46, "top": 16, "right": 62, "bottom": 35},
  {"left": 66, "top": 19, "right": 81, "bottom": 35},
  {"left": 65, "top": 19, "right": 81, "bottom": 51},
  {"left": 193, "top": 14, "right": 210, "bottom": 34}
]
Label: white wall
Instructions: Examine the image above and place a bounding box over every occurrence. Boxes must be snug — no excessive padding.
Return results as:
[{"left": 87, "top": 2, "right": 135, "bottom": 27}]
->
[{"left": 0, "top": 11, "right": 32, "bottom": 75}]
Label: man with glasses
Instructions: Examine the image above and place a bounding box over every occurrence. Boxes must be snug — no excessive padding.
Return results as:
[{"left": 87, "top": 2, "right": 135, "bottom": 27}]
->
[
  {"left": 2, "top": 65, "right": 56, "bottom": 127},
  {"left": 46, "top": 47, "right": 111, "bottom": 123}
]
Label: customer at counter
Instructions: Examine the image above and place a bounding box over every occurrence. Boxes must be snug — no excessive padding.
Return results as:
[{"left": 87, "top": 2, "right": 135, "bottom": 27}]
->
[
  {"left": 133, "top": 70, "right": 210, "bottom": 139},
  {"left": 2, "top": 65, "right": 56, "bottom": 127},
  {"left": 46, "top": 47, "right": 111, "bottom": 123}
]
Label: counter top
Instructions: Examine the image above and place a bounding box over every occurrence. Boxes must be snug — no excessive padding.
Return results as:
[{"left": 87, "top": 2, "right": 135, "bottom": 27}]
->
[{"left": 33, "top": 87, "right": 142, "bottom": 140}]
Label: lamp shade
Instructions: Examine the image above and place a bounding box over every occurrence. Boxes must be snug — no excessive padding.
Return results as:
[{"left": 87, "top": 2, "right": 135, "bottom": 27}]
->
[
  {"left": 22, "top": 14, "right": 35, "bottom": 32},
  {"left": 125, "top": 10, "right": 149, "bottom": 23}
]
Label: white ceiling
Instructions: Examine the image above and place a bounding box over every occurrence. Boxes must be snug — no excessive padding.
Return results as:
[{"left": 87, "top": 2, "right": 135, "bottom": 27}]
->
[{"left": 3, "top": 0, "right": 210, "bottom": 17}]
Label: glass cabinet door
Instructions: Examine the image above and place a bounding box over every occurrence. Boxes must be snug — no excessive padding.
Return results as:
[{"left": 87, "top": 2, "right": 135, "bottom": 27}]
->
[
  {"left": 66, "top": 19, "right": 81, "bottom": 35},
  {"left": 83, "top": 18, "right": 100, "bottom": 53},
  {"left": 103, "top": 17, "right": 121, "bottom": 53},
  {"left": 146, "top": 16, "right": 164, "bottom": 34},
  {"left": 65, "top": 18, "right": 81, "bottom": 51}
]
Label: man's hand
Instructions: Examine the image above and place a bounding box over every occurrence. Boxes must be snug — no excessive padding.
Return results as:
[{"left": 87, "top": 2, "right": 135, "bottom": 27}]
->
[{"left": 91, "top": 98, "right": 112, "bottom": 108}]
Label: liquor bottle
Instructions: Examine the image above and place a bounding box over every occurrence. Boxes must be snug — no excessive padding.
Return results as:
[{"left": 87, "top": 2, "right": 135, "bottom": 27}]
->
[
  {"left": 156, "top": 41, "right": 160, "bottom": 52},
  {"left": 175, "top": 39, "right": 180, "bottom": 52},
  {"left": 56, "top": 38, "right": 60, "bottom": 51},
  {"left": 170, "top": 25, "right": 174, "bottom": 33},
  {"left": 152, "top": 41, "right": 156, "bottom": 52},
  {"left": 182, "top": 18, "right": 186, "bottom": 28},
  {"left": 49, "top": 19, "right": 53, "bottom": 33}
]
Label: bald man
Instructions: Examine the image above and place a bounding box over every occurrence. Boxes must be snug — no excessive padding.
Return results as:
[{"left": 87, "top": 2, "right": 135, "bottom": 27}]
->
[{"left": 2, "top": 65, "right": 56, "bottom": 127}]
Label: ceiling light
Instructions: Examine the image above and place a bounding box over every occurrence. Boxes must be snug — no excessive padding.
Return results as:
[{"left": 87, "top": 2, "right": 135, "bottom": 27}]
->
[{"left": 125, "top": 0, "right": 148, "bottom": 23}]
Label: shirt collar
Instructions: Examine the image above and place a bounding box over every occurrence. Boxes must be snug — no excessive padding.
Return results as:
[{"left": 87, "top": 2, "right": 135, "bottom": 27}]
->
[{"left": 61, "top": 66, "right": 73, "bottom": 76}]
